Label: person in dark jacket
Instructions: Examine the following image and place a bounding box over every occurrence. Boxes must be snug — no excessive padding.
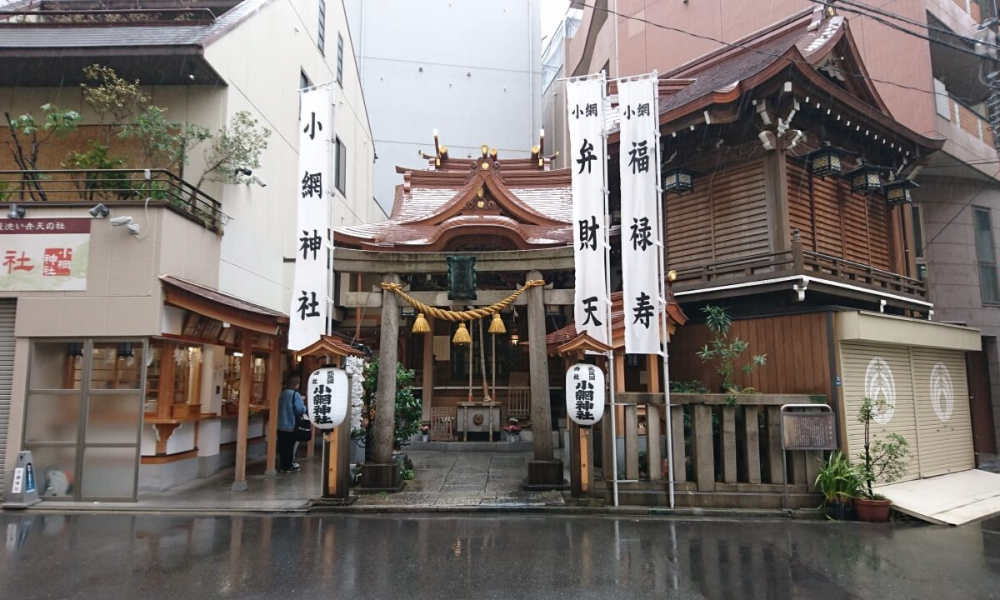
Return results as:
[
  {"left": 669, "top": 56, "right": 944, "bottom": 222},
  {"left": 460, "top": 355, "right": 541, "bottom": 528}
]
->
[{"left": 277, "top": 373, "right": 306, "bottom": 473}]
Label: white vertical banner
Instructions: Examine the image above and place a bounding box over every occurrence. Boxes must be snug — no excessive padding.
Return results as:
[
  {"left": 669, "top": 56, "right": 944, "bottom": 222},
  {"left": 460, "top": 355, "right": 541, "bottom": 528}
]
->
[
  {"left": 567, "top": 75, "right": 610, "bottom": 345},
  {"left": 289, "top": 85, "right": 334, "bottom": 351},
  {"left": 618, "top": 75, "right": 663, "bottom": 354}
]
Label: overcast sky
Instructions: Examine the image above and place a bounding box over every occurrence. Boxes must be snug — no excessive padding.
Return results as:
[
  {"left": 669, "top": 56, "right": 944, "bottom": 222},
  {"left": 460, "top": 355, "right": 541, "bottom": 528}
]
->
[{"left": 541, "top": 0, "right": 570, "bottom": 44}]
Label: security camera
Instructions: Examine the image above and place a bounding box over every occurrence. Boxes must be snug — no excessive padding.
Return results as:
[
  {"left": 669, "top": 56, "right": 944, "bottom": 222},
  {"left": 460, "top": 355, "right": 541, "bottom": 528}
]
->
[
  {"left": 234, "top": 167, "right": 253, "bottom": 177},
  {"left": 89, "top": 203, "right": 110, "bottom": 218},
  {"left": 127, "top": 222, "right": 141, "bottom": 236},
  {"left": 252, "top": 174, "right": 267, "bottom": 188},
  {"left": 109, "top": 216, "right": 133, "bottom": 227}
]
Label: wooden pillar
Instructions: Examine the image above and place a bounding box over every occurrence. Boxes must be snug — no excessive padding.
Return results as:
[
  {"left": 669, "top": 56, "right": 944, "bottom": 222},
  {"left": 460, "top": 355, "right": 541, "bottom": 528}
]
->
[
  {"left": 764, "top": 148, "right": 791, "bottom": 253},
  {"left": 422, "top": 315, "right": 434, "bottom": 422},
  {"left": 646, "top": 356, "right": 662, "bottom": 482},
  {"left": 264, "top": 347, "right": 281, "bottom": 476},
  {"left": 570, "top": 421, "right": 594, "bottom": 497},
  {"left": 157, "top": 341, "right": 176, "bottom": 420},
  {"left": 232, "top": 332, "right": 253, "bottom": 492},
  {"left": 527, "top": 270, "right": 553, "bottom": 461},
  {"left": 371, "top": 274, "right": 400, "bottom": 465}
]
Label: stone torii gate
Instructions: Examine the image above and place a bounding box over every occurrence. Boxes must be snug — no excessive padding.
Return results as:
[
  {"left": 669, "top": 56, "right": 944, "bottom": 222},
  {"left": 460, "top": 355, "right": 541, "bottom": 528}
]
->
[{"left": 334, "top": 246, "right": 575, "bottom": 491}]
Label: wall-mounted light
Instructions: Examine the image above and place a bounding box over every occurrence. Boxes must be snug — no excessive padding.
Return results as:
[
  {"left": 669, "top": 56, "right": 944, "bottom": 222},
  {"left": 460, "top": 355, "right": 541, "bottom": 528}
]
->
[
  {"left": 883, "top": 178, "right": 918, "bottom": 207},
  {"left": 661, "top": 168, "right": 695, "bottom": 194},
  {"left": 846, "top": 164, "right": 889, "bottom": 194},
  {"left": 7, "top": 204, "right": 25, "bottom": 219},
  {"left": 805, "top": 144, "right": 850, "bottom": 178}
]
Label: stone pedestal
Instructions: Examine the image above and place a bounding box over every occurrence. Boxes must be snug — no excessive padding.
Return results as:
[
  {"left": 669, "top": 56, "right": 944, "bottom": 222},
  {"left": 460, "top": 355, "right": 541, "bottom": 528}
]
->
[
  {"left": 524, "top": 459, "right": 569, "bottom": 491},
  {"left": 361, "top": 462, "right": 403, "bottom": 492}
]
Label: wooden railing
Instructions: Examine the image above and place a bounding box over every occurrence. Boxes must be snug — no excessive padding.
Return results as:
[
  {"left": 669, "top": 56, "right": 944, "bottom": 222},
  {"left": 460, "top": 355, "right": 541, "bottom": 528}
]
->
[
  {"left": 598, "top": 393, "right": 827, "bottom": 501},
  {"left": 671, "top": 232, "right": 927, "bottom": 301},
  {"left": 0, "top": 169, "right": 228, "bottom": 234}
]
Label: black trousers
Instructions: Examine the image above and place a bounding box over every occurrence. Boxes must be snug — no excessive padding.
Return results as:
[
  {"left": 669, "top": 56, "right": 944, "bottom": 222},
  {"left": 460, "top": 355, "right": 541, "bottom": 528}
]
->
[{"left": 278, "top": 430, "right": 297, "bottom": 471}]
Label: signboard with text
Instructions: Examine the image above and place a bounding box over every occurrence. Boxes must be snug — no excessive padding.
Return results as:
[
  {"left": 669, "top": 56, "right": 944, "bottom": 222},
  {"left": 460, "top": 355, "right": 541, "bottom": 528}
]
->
[{"left": 0, "top": 218, "right": 89, "bottom": 291}]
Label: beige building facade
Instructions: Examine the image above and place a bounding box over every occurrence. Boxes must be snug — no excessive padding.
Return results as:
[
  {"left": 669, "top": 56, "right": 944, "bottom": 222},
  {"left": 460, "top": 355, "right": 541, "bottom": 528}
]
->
[{"left": 0, "top": 0, "right": 380, "bottom": 500}]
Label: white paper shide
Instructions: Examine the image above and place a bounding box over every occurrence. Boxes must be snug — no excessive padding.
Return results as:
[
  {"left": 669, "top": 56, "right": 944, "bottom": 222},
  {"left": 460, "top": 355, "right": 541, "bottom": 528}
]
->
[
  {"left": 567, "top": 75, "right": 610, "bottom": 345},
  {"left": 289, "top": 86, "right": 334, "bottom": 351},
  {"left": 618, "top": 76, "right": 663, "bottom": 355},
  {"left": 307, "top": 367, "right": 349, "bottom": 430},
  {"left": 566, "top": 363, "right": 606, "bottom": 426}
]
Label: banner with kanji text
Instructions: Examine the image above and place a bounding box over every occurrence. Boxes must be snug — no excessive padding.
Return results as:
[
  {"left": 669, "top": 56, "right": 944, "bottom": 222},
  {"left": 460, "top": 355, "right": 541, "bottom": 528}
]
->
[
  {"left": 618, "top": 76, "right": 663, "bottom": 354},
  {"left": 0, "top": 218, "right": 89, "bottom": 291},
  {"left": 289, "top": 86, "right": 334, "bottom": 351},
  {"left": 567, "top": 75, "right": 610, "bottom": 346}
]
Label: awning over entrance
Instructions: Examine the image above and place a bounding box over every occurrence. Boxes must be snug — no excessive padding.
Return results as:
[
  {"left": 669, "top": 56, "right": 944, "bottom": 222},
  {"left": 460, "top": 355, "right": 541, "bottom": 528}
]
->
[
  {"left": 878, "top": 469, "right": 1000, "bottom": 525},
  {"left": 160, "top": 275, "right": 288, "bottom": 335}
]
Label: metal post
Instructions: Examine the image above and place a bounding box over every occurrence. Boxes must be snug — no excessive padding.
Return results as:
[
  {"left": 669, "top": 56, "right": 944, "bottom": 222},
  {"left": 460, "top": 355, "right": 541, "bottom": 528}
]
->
[
  {"left": 649, "top": 70, "right": 676, "bottom": 509},
  {"left": 599, "top": 71, "right": 619, "bottom": 507}
]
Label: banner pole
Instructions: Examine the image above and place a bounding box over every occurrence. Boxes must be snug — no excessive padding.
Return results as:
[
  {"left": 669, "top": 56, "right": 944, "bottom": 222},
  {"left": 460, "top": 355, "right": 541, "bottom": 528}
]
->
[
  {"left": 600, "top": 71, "right": 620, "bottom": 508},
  {"left": 649, "top": 71, "right": 676, "bottom": 509}
]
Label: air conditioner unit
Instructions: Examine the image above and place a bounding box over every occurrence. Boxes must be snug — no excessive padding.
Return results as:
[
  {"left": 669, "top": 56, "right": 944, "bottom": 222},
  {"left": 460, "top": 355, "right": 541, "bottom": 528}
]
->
[{"left": 975, "top": 27, "right": 997, "bottom": 59}]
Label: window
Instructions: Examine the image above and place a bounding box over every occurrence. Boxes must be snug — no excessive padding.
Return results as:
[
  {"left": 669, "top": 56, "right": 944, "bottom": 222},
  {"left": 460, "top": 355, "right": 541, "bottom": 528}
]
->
[
  {"left": 334, "top": 137, "right": 347, "bottom": 195},
  {"left": 317, "top": 0, "right": 326, "bottom": 54},
  {"left": 299, "top": 70, "right": 311, "bottom": 120},
  {"left": 974, "top": 207, "right": 1000, "bottom": 304},
  {"left": 336, "top": 33, "right": 344, "bottom": 85}
]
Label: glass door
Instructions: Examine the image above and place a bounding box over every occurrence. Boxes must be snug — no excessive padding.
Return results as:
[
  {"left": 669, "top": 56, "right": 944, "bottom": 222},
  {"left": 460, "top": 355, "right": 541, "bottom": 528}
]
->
[{"left": 23, "top": 339, "right": 147, "bottom": 501}]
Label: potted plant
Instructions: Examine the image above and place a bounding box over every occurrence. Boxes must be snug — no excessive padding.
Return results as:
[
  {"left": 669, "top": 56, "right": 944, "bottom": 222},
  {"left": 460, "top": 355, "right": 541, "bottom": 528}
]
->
[
  {"left": 504, "top": 418, "right": 521, "bottom": 442},
  {"left": 854, "top": 397, "right": 911, "bottom": 522},
  {"left": 814, "top": 451, "right": 861, "bottom": 520},
  {"left": 420, "top": 424, "right": 430, "bottom": 442}
]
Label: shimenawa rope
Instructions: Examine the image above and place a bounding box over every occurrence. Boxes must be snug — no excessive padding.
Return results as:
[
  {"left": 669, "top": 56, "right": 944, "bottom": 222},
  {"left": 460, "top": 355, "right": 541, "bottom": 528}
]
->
[{"left": 379, "top": 280, "right": 545, "bottom": 322}]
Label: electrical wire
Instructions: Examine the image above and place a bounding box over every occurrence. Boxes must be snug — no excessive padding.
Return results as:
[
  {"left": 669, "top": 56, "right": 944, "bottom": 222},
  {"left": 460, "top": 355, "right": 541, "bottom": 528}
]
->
[
  {"left": 918, "top": 165, "right": 1000, "bottom": 255},
  {"left": 833, "top": 0, "right": 1000, "bottom": 50},
  {"left": 575, "top": 1, "right": 987, "bottom": 104}
]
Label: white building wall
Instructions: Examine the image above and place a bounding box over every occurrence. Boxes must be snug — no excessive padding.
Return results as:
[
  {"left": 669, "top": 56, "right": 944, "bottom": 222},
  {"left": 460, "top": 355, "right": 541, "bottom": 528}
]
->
[
  {"left": 346, "top": 0, "right": 541, "bottom": 214},
  {"left": 205, "top": 0, "right": 380, "bottom": 314}
]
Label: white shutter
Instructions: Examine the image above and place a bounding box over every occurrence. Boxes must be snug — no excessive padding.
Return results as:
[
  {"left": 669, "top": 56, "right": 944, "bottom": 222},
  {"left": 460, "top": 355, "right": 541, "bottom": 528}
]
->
[{"left": 0, "top": 301, "right": 16, "bottom": 499}]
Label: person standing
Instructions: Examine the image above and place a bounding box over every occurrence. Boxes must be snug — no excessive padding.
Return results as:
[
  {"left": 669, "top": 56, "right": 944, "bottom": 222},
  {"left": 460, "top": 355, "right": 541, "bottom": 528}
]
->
[{"left": 277, "top": 373, "right": 306, "bottom": 473}]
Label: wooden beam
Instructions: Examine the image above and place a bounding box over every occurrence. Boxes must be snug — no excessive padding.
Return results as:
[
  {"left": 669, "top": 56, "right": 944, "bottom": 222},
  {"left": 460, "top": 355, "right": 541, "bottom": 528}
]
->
[
  {"left": 232, "top": 332, "right": 253, "bottom": 492},
  {"left": 163, "top": 288, "right": 281, "bottom": 336},
  {"left": 333, "top": 246, "right": 575, "bottom": 274},
  {"left": 264, "top": 348, "right": 281, "bottom": 476},
  {"left": 157, "top": 341, "right": 176, "bottom": 420}
]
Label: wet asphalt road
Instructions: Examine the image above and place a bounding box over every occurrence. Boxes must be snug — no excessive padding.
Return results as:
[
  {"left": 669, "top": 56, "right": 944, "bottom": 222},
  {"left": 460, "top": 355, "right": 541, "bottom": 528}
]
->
[{"left": 1, "top": 512, "right": 999, "bottom": 600}]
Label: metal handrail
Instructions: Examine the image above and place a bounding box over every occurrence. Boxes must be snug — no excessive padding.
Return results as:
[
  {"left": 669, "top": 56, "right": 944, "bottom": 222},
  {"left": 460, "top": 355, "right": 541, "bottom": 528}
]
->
[{"left": 0, "top": 169, "right": 229, "bottom": 233}]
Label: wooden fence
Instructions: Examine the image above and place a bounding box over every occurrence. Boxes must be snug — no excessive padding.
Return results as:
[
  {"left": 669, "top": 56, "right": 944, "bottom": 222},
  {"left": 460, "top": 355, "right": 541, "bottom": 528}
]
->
[{"left": 594, "top": 393, "right": 828, "bottom": 508}]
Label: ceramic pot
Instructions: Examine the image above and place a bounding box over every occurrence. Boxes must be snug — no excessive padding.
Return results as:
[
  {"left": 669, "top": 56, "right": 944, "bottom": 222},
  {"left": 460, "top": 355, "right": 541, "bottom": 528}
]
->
[
  {"left": 421, "top": 434, "right": 429, "bottom": 442},
  {"left": 854, "top": 497, "right": 892, "bottom": 522},
  {"left": 509, "top": 434, "right": 520, "bottom": 443}
]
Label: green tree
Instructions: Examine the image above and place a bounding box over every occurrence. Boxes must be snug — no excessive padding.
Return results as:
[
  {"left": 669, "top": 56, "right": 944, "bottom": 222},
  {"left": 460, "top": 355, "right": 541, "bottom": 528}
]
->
[
  {"left": 80, "top": 64, "right": 149, "bottom": 146},
  {"left": 696, "top": 305, "right": 766, "bottom": 405},
  {"left": 121, "top": 105, "right": 211, "bottom": 172},
  {"left": 4, "top": 104, "right": 82, "bottom": 201},
  {"left": 857, "top": 397, "right": 911, "bottom": 498},
  {"left": 195, "top": 110, "right": 271, "bottom": 189},
  {"left": 360, "top": 358, "right": 422, "bottom": 452}
]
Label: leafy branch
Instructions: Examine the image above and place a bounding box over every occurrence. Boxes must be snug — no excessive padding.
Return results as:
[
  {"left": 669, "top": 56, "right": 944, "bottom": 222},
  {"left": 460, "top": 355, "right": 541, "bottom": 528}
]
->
[{"left": 695, "top": 305, "right": 767, "bottom": 405}]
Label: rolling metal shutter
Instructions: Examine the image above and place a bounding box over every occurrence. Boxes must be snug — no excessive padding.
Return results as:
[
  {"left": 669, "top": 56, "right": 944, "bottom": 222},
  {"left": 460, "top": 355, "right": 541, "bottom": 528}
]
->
[
  {"left": 911, "top": 348, "right": 975, "bottom": 477},
  {"left": 0, "top": 300, "right": 14, "bottom": 499},
  {"left": 840, "top": 342, "right": 920, "bottom": 483}
]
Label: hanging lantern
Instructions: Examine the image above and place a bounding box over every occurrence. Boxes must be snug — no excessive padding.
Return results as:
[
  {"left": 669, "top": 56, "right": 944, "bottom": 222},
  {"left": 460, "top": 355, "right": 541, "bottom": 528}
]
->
[
  {"left": 883, "top": 178, "right": 918, "bottom": 207},
  {"left": 661, "top": 167, "right": 695, "bottom": 194},
  {"left": 805, "top": 145, "right": 850, "bottom": 178},
  {"left": 544, "top": 305, "right": 561, "bottom": 317},
  {"left": 400, "top": 305, "right": 415, "bottom": 318},
  {"left": 488, "top": 313, "right": 506, "bottom": 334},
  {"left": 452, "top": 322, "right": 472, "bottom": 345},
  {"left": 846, "top": 164, "right": 889, "bottom": 194},
  {"left": 509, "top": 333, "right": 520, "bottom": 346},
  {"left": 411, "top": 313, "right": 430, "bottom": 334}
]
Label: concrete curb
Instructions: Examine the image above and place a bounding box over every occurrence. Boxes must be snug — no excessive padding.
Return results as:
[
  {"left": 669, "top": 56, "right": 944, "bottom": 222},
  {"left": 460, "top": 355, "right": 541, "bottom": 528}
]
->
[{"left": 307, "top": 501, "right": 826, "bottom": 520}]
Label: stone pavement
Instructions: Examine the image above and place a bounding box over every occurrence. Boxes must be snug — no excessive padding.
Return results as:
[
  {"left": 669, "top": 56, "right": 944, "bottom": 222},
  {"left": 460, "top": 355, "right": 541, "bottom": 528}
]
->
[{"left": 351, "top": 451, "right": 567, "bottom": 508}]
